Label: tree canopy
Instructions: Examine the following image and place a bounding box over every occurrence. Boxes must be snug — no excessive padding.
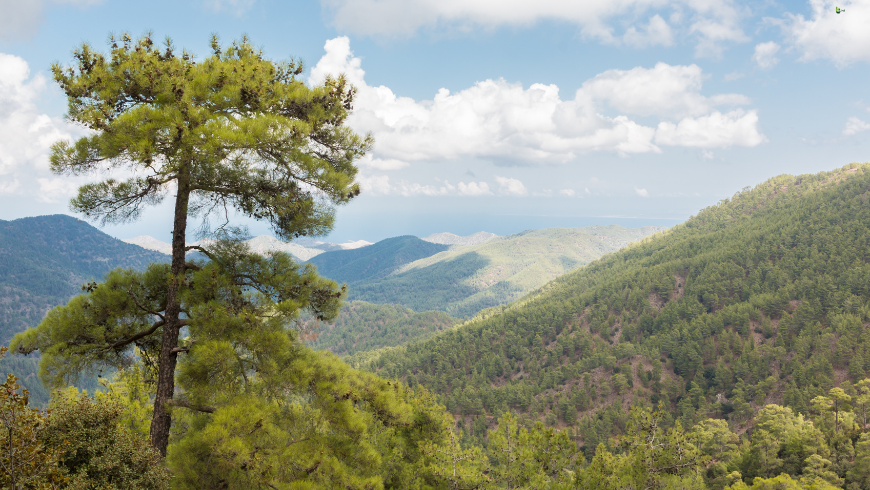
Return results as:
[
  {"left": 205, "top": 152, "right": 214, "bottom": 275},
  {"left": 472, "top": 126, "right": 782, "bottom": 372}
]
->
[{"left": 13, "top": 32, "right": 371, "bottom": 455}]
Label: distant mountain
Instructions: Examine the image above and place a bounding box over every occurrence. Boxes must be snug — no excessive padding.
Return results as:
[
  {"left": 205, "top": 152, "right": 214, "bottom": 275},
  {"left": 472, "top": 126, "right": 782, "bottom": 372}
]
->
[
  {"left": 346, "top": 226, "right": 663, "bottom": 318},
  {"left": 307, "top": 236, "right": 448, "bottom": 285},
  {"left": 306, "top": 301, "right": 458, "bottom": 357},
  {"left": 244, "top": 236, "right": 324, "bottom": 261},
  {"left": 122, "top": 235, "right": 373, "bottom": 261},
  {"left": 0, "top": 215, "right": 171, "bottom": 341},
  {"left": 422, "top": 232, "right": 498, "bottom": 246},
  {"left": 294, "top": 238, "right": 374, "bottom": 252},
  {"left": 0, "top": 215, "right": 169, "bottom": 405}
]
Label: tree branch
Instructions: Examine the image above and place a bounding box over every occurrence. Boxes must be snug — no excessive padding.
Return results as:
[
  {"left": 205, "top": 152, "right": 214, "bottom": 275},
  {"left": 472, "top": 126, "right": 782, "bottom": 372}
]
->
[
  {"left": 126, "top": 286, "right": 164, "bottom": 320},
  {"left": 165, "top": 398, "right": 216, "bottom": 413}
]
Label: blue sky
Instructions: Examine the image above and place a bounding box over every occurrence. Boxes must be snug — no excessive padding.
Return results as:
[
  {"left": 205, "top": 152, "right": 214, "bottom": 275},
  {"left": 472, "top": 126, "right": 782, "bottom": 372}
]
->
[{"left": 1, "top": 0, "right": 869, "bottom": 243}]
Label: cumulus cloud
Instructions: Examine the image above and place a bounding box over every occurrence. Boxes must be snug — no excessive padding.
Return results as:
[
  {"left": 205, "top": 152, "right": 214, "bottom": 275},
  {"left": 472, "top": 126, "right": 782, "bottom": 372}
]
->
[
  {"left": 311, "top": 38, "right": 765, "bottom": 166},
  {"left": 0, "top": 54, "right": 78, "bottom": 184},
  {"left": 357, "top": 154, "right": 410, "bottom": 170},
  {"left": 843, "top": 116, "right": 870, "bottom": 136},
  {"left": 321, "top": 0, "right": 747, "bottom": 56},
  {"left": 777, "top": 0, "right": 870, "bottom": 67},
  {"left": 559, "top": 189, "right": 576, "bottom": 197},
  {"left": 623, "top": 15, "right": 674, "bottom": 48},
  {"left": 356, "top": 174, "right": 393, "bottom": 195},
  {"left": 457, "top": 181, "right": 492, "bottom": 196},
  {"left": 752, "top": 42, "right": 780, "bottom": 69},
  {"left": 495, "top": 176, "right": 527, "bottom": 196},
  {"left": 578, "top": 62, "right": 750, "bottom": 119},
  {"left": 635, "top": 187, "right": 649, "bottom": 197},
  {"left": 655, "top": 110, "right": 767, "bottom": 148},
  {"left": 37, "top": 177, "right": 79, "bottom": 202}
]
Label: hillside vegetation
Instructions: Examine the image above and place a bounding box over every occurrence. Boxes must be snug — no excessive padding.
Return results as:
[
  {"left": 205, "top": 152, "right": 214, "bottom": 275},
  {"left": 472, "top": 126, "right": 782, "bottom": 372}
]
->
[
  {"left": 307, "top": 301, "right": 459, "bottom": 356},
  {"left": 0, "top": 215, "right": 169, "bottom": 343},
  {"left": 348, "top": 225, "right": 662, "bottom": 318},
  {"left": 307, "top": 235, "right": 448, "bottom": 284},
  {"left": 353, "top": 164, "right": 870, "bottom": 460}
]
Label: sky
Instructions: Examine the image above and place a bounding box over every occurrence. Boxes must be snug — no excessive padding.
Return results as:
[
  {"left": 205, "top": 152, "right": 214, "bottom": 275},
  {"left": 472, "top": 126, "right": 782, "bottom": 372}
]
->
[{"left": 0, "top": 0, "right": 869, "bottom": 243}]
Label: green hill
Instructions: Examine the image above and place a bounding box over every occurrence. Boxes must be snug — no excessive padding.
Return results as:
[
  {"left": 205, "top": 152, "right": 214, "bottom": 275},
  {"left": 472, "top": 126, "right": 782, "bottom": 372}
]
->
[
  {"left": 352, "top": 163, "right": 870, "bottom": 452},
  {"left": 307, "top": 235, "right": 448, "bottom": 284},
  {"left": 0, "top": 214, "right": 169, "bottom": 403},
  {"left": 347, "top": 225, "right": 663, "bottom": 318},
  {"left": 307, "top": 301, "right": 459, "bottom": 356}
]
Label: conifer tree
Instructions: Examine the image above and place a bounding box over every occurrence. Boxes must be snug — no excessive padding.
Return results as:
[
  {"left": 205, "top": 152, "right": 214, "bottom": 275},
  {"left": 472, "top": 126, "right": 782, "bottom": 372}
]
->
[{"left": 11, "top": 33, "right": 370, "bottom": 455}]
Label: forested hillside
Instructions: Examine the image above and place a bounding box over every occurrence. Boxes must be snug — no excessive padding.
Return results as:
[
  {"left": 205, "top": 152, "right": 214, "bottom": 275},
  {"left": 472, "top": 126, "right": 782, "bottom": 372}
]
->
[
  {"left": 348, "top": 225, "right": 662, "bottom": 318},
  {"left": 307, "top": 301, "right": 459, "bottom": 356},
  {"left": 353, "top": 163, "right": 870, "bottom": 472},
  {"left": 0, "top": 215, "right": 169, "bottom": 403},
  {"left": 0, "top": 215, "right": 169, "bottom": 343},
  {"left": 307, "top": 235, "right": 448, "bottom": 284}
]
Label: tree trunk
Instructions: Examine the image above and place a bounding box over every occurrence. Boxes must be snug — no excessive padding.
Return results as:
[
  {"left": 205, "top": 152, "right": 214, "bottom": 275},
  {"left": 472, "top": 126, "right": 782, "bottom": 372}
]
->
[{"left": 150, "top": 165, "right": 190, "bottom": 456}]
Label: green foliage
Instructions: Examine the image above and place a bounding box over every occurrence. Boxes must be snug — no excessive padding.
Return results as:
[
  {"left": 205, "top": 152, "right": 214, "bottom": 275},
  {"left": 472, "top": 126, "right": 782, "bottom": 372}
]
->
[
  {"left": 41, "top": 388, "right": 170, "bottom": 489},
  {"left": 308, "top": 301, "right": 458, "bottom": 357},
  {"left": 0, "top": 214, "right": 167, "bottom": 345},
  {"left": 169, "top": 350, "right": 450, "bottom": 489},
  {"left": 487, "top": 412, "right": 577, "bottom": 489},
  {"left": 576, "top": 404, "right": 704, "bottom": 489},
  {"left": 51, "top": 33, "right": 368, "bottom": 237},
  {"left": 0, "top": 350, "right": 65, "bottom": 489},
  {"left": 345, "top": 226, "right": 662, "bottom": 318},
  {"left": 725, "top": 473, "right": 842, "bottom": 490}
]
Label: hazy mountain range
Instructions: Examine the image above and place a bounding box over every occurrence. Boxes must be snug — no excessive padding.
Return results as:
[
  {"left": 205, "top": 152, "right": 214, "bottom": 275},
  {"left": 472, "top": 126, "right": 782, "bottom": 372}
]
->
[{"left": 122, "top": 235, "right": 374, "bottom": 261}]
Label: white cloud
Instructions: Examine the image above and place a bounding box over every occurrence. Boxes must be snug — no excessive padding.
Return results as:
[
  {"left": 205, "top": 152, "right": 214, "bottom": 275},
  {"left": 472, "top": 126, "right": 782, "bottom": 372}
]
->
[
  {"left": 623, "top": 15, "right": 674, "bottom": 48},
  {"left": 356, "top": 174, "right": 393, "bottom": 195},
  {"left": 843, "top": 116, "right": 870, "bottom": 136},
  {"left": 457, "top": 181, "right": 492, "bottom": 196},
  {"left": 777, "top": 0, "right": 870, "bottom": 67},
  {"left": 357, "top": 154, "right": 410, "bottom": 170},
  {"left": 311, "top": 38, "right": 764, "bottom": 165},
  {"left": 356, "top": 174, "right": 466, "bottom": 196},
  {"left": 0, "top": 178, "right": 20, "bottom": 194},
  {"left": 578, "top": 62, "right": 750, "bottom": 119},
  {"left": 752, "top": 41, "right": 780, "bottom": 69},
  {"left": 635, "top": 187, "right": 649, "bottom": 197},
  {"left": 700, "top": 149, "right": 714, "bottom": 160},
  {"left": 321, "top": 0, "right": 747, "bottom": 56},
  {"left": 495, "top": 176, "right": 527, "bottom": 196},
  {"left": 655, "top": 109, "right": 767, "bottom": 148},
  {"left": 688, "top": 1, "right": 750, "bottom": 58},
  {"left": 559, "top": 189, "right": 576, "bottom": 197},
  {"left": 37, "top": 177, "right": 79, "bottom": 202},
  {"left": 724, "top": 71, "right": 745, "bottom": 81},
  {"left": 0, "top": 53, "right": 77, "bottom": 179}
]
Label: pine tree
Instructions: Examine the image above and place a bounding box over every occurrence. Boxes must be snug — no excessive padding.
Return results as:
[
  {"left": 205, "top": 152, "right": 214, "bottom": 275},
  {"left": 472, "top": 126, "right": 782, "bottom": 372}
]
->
[{"left": 11, "top": 33, "right": 369, "bottom": 455}]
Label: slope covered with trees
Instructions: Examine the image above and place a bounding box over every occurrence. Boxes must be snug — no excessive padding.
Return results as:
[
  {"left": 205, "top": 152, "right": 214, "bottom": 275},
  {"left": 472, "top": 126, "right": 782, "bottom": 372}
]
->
[
  {"left": 0, "top": 215, "right": 170, "bottom": 344},
  {"left": 307, "top": 301, "right": 459, "bottom": 356},
  {"left": 307, "top": 235, "right": 448, "bottom": 284},
  {"left": 353, "top": 164, "right": 870, "bottom": 470},
  {"left": 347, "top": 226, "right": 662, "bottom": 318}
]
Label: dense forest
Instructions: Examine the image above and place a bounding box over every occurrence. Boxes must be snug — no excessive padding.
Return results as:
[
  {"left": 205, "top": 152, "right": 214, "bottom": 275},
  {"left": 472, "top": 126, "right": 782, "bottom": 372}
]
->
[
  {"left": 307, "top": 301, "right": 459, "bottom": 356},
  {"left": 0, "top": 215, "right": 169, "bottom": 344},
  {"left": 346, "top": 163, "right": 870, "bottom": 488}
]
